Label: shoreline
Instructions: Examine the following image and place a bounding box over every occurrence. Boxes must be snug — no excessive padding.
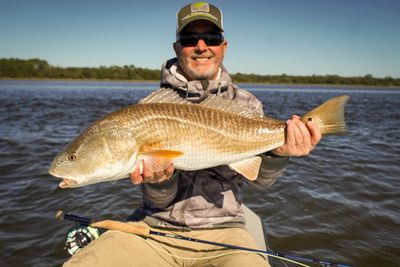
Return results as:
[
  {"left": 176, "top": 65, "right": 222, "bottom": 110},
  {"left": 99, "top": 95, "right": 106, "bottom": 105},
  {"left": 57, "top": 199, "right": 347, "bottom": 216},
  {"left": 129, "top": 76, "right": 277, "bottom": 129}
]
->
[{"left": 1, "top": 77, "right": 399, "bottom": 90}]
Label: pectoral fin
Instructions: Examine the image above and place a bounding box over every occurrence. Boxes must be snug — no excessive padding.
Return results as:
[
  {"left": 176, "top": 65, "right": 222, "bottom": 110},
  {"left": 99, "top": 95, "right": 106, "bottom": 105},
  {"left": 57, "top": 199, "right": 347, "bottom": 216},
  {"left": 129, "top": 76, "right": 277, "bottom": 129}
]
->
[
  {"left": 139, "top": 150, "right": 183, "bottom": 173},
  {"left": 228, "top": 156, "right": 262, "bottom": 181}
]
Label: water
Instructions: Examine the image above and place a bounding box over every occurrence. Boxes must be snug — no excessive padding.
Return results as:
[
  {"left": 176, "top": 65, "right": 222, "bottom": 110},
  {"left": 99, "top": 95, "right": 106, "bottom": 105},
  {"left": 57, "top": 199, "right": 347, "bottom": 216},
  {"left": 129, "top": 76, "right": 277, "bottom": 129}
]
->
[{"left": 0, "top": 80, "right": 399, "bottom": 267}]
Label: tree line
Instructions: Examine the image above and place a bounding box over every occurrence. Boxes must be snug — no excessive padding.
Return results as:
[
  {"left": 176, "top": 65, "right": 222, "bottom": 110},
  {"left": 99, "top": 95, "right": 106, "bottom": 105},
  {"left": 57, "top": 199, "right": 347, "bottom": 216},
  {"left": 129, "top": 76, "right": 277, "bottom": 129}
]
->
[
  {"left": 1, "top": 58, "right": 399, "bottom": 87},
  {"left": 0, "top": 58, "right": 160, "bottom": 81}
]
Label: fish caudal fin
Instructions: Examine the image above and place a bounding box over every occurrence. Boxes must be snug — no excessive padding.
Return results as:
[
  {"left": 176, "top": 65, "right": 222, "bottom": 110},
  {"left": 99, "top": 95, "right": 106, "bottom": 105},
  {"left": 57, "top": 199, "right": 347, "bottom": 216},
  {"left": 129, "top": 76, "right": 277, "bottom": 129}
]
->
[
  {"left": 302, "top": 95, "right": 350, "bottom": 135},
  {"left": 229, "top": 156, "right": 262, "bottom": 181}
]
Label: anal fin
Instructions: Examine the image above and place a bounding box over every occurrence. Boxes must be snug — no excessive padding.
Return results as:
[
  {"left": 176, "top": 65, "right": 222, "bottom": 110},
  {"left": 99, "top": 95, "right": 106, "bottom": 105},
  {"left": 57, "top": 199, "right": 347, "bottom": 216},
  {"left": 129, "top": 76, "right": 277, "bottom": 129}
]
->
[{"left": 228, "top": 156, "right": 262, "bottom": 181}]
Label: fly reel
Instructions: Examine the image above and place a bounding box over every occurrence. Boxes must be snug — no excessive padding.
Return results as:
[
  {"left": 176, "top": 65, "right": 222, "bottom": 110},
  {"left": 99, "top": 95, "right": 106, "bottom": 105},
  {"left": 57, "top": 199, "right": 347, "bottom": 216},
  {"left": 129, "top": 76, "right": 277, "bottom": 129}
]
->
[{"left": 65, "top": 225, "right": 100, "bottom": 255}]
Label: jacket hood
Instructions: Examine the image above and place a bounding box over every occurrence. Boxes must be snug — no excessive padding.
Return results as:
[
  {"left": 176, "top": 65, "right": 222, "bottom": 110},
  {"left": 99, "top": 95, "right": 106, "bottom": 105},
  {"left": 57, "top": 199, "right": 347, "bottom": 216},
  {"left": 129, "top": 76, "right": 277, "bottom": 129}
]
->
[{"left": 160, "top": 58, "right": 238, "bottom": 102}]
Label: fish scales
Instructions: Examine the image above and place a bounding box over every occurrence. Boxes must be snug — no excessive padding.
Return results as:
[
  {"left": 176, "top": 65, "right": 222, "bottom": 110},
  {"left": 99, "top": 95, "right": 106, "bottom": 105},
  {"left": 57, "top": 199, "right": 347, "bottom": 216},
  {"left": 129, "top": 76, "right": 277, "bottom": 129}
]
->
[
  {"left": 49, "top": 89, "right": 349, "bottom": 188},
  {"left": 78, "top": 103, "right": 284, "bottom": 169},
  {"left": 123, "top": 103, "right": 285, "bottom": 155},
  {"left": 97, "top": 104, "right": 276, "bottom": 173}
]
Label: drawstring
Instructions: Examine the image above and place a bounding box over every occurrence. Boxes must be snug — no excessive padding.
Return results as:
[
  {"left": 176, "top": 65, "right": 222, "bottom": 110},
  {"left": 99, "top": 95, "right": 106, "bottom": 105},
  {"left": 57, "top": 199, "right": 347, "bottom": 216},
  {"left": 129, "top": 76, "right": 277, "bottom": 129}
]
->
[
  {"left": 217, "top": 82, "right": 222, "bottom": 95},
  {"left": 184, "top": 84, "right": 189, "bottom": 100},
  {"left": 181, "top": 80, "right": 225, "bottom": 102},
  {"left": 184, "top": 80, "right": 209, "bottom": 102}
]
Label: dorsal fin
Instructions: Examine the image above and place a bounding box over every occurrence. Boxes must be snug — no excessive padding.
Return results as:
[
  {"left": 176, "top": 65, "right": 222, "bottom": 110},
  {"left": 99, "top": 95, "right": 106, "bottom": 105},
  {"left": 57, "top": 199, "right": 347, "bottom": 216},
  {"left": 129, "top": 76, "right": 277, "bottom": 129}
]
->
[
  {"left": 139, "top": 88, "right": 191, "bottom": 105},
  {"left": 199, "top": 94, "right": 264, "bottom": 119},
  {"left": 139, "top": 88, "right": 263, "bottom": 119}
]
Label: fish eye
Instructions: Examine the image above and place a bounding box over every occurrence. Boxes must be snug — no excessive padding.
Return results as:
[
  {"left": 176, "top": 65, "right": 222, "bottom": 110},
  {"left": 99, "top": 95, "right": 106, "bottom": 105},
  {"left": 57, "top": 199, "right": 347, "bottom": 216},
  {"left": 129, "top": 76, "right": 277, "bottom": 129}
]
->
[{"left": 68, "top": 154, "right": 77, "bottom": 161}]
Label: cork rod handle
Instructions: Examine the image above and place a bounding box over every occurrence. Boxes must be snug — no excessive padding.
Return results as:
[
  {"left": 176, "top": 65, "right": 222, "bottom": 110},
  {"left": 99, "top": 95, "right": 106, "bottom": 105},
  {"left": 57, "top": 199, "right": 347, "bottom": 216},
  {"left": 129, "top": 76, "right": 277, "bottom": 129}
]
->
[{"left": 90, "top": 220, "right": 151, "bottom": 237}]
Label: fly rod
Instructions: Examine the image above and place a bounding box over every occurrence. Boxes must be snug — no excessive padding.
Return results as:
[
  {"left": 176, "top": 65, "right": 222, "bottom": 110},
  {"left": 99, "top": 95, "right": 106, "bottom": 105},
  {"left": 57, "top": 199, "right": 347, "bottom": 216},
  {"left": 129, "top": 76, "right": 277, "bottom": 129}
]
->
[{"left": 56, "top": 210, "right": 352, "bottom": 267}]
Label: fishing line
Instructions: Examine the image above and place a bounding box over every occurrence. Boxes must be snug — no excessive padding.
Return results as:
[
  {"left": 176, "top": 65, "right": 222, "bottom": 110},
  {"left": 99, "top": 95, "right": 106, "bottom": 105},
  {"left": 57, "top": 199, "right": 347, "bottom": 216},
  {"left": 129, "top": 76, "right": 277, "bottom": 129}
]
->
[
  {"left": 178, "top": 170, "right": 214, "bottom": 204},
  {"left": 56, "top": 211, "right": 352, "bottom": 267},
  {"left": 179, "top": 171, "right": 299, "bottom": 267},
  {"left": 130, "top": 233, "right": 310, "bottom": 267},
  {"left": 264, "top": 227, "right": 289, "bottom": 267}
]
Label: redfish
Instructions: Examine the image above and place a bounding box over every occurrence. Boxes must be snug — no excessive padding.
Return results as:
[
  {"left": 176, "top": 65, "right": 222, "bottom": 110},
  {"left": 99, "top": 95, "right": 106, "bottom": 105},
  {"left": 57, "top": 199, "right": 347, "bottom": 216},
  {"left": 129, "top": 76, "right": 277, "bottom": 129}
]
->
[{"left": 48, "top": 89, "right": 349, "bottom": 188}]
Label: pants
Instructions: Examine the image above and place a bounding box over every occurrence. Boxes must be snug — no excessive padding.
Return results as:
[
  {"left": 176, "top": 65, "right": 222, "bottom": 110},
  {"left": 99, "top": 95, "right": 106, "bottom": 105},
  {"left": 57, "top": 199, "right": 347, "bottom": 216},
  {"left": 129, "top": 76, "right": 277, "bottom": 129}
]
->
[{"left": 64, "top": 222, "right": 270, "bottom": 267}]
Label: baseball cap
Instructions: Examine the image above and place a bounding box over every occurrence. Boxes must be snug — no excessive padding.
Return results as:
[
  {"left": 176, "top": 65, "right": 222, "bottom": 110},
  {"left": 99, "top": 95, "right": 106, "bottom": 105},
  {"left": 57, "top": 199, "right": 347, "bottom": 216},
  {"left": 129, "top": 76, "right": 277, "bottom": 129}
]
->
[{"left": 176, "top": 2, "right": 224, "bottom": 34}]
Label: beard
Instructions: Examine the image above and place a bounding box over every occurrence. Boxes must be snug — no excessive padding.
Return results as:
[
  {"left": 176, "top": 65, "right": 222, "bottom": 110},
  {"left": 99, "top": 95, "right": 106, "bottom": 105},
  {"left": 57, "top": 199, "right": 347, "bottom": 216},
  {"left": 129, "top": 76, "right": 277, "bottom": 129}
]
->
[{"left": 177, "top": 56, "right": 221, "bottom": 81}]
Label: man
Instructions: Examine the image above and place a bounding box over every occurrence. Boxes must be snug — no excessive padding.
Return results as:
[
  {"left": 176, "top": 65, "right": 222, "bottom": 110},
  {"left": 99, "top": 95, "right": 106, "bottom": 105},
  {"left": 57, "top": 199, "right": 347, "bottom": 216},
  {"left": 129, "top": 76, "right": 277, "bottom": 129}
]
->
[{"left": 64, "top": 2, "right": 320, "bottom": 266}]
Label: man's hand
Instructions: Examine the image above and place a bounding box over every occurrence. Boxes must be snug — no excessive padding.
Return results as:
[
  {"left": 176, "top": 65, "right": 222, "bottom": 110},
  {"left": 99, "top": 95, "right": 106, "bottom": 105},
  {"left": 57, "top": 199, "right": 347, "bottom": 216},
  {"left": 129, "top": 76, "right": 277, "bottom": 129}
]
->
[
  {"left": 130, "top": 161, "right": 175, "bottom": 185},
  {"left": 272, "top": 115, "right": 321, "bottom": 157}
]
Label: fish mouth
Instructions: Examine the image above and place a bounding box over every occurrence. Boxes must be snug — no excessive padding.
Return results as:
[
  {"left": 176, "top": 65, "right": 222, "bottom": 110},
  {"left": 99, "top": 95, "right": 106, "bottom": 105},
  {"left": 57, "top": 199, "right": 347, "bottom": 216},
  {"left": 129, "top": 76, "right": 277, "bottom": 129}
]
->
[
  {"left": 59, "top": 178, "right": 79, "bottom": 188},
  {"left": 49, "top": 168, "right": 83, "bottom": 188}
]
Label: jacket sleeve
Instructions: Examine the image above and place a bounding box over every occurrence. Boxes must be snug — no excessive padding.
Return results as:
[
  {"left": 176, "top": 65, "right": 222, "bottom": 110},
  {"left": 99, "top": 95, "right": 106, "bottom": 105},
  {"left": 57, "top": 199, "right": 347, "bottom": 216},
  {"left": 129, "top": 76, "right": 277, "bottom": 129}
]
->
[
  {"left": 141, "top": 172, "right": 179, "bottom": 209},
  {"left": 249, "top": 153, "right": 289, "bottom": 189}
]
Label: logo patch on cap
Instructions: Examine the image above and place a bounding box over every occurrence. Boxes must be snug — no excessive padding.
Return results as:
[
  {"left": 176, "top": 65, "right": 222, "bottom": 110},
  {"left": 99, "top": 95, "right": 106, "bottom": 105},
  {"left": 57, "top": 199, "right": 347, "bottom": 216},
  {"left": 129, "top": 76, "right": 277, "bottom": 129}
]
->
[
  {"left": 176, "top": 2, "right": 223, "bottom": 34},
  {"left": 191, "top": 2, "right": 209, "bottom": 13}
]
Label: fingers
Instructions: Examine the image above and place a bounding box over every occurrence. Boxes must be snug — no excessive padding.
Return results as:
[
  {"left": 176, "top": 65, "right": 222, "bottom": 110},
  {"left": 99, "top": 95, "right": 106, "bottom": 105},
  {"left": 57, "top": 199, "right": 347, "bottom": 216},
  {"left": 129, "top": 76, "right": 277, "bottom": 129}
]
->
[
  {"left": 272, "top": 115, "right": 320, "bottom": 157},
  {"left": 141, "top": 161, "right": 153, "bottom": 180},
  {"left": 290, "top": 115, "right": 309, "bottom": 144},
  {"left": 289, "top": 117, "right": 309, "bottom": 155},
  {"left": 130, "top": 161, "right": 175, "bottom": 185},
  {"left": 297, "top": 119, "right": 311, "bottom": 148},
  {"left": 286, "top": 118, "right": 296, "bottom": 149},
  {"left": 130, "top": 166, "right": 143, "bottom": 185},
  {"left": 292, "top": 116, "right": 305, "bottom": 144},
  {"left": 165, "top": 164, "right": 175, "bottom": 177},
  {"left": 306, "top": 120, "right": 321, "bottom": 147},
  {"left": 271, "top": 117, "right": 300, "bottom": 156}
]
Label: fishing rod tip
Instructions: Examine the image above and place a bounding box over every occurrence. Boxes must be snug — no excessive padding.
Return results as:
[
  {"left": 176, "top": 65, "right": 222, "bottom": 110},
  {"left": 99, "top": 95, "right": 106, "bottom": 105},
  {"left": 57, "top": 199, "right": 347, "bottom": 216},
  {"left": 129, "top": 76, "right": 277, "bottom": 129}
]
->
[{"left": 55, "top": 210, "right": 64, "bottom": 221}]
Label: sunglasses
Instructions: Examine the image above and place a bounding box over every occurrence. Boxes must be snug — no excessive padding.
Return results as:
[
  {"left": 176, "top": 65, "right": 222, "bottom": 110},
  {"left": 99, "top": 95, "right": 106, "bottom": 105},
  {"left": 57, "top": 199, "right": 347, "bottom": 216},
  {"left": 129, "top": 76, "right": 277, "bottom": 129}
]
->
[{"left": 177, "top": 32, "right": 224, "bottom": 47}]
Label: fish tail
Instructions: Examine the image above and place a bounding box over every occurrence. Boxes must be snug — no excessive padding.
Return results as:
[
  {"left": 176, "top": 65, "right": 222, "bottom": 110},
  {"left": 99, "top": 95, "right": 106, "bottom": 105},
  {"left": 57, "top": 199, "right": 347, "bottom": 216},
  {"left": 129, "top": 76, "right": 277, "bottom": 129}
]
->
[{"left": 302, "top": 95, "right": 350, "bottom": 135}]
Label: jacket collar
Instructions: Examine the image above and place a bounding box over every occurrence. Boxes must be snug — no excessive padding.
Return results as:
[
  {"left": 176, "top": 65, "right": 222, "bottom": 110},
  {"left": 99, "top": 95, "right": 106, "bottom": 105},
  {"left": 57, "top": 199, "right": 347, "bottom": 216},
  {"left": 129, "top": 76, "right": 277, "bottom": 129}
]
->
[{"left": 160, "top": 58, "right": 235, "bottom": 102}]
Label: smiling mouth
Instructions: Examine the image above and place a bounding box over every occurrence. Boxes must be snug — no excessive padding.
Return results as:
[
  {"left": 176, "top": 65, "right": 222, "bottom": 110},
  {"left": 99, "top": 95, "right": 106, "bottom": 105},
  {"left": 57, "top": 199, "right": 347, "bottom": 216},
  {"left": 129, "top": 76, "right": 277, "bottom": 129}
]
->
[{"left": 193, "top": 57, "right": 212, "bottom": 62}]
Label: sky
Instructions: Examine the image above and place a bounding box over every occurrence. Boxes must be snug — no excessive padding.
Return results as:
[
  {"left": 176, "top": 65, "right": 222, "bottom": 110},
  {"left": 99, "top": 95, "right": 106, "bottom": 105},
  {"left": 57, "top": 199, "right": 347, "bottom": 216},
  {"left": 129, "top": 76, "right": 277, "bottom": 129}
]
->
[{"left": 1, "top": 0, "right": 399, "bottom": 78}]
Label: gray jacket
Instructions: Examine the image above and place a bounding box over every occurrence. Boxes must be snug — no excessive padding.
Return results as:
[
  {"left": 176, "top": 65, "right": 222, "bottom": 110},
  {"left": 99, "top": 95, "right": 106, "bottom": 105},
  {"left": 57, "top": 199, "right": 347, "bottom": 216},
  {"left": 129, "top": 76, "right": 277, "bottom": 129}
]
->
[{"left": 129, "top": 58, "right": 289, "bottom": 229}]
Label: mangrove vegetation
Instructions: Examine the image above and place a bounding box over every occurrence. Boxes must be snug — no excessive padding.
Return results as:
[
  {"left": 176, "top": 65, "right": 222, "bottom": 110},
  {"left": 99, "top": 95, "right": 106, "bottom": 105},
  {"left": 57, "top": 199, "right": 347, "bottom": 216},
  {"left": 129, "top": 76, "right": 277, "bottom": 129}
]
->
[{"left": 1, "top": 58, "right": 399, "bottom": 87}]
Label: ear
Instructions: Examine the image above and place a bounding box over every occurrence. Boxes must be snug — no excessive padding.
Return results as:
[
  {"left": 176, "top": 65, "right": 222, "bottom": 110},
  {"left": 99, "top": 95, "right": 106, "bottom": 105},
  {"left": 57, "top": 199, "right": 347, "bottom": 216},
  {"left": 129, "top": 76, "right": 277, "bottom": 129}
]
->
[
  {"left": 173, "top": 42, "right": 180, "bottom": 56},
  {"left": 222, "top": 40, "right": 228, "bottom": 56}
]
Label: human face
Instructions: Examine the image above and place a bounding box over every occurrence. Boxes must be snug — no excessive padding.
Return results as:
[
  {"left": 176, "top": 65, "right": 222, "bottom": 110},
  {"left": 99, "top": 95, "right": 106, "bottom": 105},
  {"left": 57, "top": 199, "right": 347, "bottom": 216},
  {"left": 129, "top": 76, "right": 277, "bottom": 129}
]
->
[{"left": 174, "top": 20, "right": 227, "bottom": 81}]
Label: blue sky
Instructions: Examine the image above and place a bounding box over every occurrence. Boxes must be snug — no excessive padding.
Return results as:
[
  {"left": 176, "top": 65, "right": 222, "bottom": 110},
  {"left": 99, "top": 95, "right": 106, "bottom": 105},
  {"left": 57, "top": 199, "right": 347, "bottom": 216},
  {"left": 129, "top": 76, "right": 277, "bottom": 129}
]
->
[{"left": 1, "top": 0, "right": 399, "bottom": 78}]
